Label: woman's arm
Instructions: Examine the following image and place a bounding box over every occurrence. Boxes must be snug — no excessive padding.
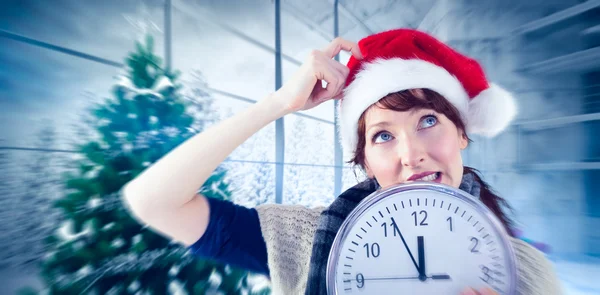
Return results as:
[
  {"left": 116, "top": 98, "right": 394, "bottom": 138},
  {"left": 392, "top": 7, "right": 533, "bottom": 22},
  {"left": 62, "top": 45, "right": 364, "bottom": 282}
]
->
[
  {"left": 122, "top": 94, "right": 288, "bottom": 245},
  {"left": 122, "top": 37, "right": 363, "bottom": 246}
]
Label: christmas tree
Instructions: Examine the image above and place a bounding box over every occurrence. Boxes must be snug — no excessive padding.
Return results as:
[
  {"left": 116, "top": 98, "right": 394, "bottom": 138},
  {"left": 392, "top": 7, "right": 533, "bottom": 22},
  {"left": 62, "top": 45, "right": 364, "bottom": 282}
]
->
[{"left": 34, "top": 36, "right": 270, "bottom": 294}]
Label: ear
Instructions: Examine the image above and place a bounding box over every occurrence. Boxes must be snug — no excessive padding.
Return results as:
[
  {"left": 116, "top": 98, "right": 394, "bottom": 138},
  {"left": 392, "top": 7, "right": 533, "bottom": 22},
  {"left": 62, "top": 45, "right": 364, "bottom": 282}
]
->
[{"left": 459, "top": 131, "right": 469, "bottom": 150}]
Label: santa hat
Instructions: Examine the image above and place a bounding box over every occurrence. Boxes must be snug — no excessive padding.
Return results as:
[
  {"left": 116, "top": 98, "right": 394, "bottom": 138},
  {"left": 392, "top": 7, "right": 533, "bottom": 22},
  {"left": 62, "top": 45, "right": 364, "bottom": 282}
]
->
[{"left": 338, "top": 29, "right": 517, "bottom": 161}]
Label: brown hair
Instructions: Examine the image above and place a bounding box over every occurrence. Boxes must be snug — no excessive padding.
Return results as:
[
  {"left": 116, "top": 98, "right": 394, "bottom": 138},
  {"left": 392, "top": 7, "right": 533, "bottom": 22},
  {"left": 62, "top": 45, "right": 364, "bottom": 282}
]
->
[{"left": 349, "top": 89, "right": 514, "bottom": 236}]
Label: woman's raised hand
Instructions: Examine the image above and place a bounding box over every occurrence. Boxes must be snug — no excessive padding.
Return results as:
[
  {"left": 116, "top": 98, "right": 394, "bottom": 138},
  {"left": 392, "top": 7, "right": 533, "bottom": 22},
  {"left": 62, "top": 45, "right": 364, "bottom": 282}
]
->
[{"left": 272, "top": 37, "right": 363, "bottom": 113}]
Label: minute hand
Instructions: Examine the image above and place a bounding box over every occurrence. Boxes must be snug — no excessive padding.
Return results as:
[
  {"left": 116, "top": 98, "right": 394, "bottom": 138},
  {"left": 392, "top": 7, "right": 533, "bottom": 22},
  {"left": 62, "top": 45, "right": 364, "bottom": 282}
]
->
[{"left": 390, "top": 217, "right": 420, "bottom": 273}]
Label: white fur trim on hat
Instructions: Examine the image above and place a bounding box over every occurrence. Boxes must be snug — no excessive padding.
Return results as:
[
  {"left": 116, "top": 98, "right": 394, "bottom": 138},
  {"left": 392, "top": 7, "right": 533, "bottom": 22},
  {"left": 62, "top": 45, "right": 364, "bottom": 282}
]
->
[
  {"left": 467, "top": 83, "right": 517, "bottom": 137},
  {"left": 338, "top": 58, "right": 470, "bottom": 161}
]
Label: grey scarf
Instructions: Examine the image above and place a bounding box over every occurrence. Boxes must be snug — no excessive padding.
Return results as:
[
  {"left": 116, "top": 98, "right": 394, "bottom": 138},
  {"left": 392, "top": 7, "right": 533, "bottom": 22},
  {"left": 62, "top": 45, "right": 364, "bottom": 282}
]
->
[{"left": 304, "top": 172, "right": 481, "bottom": 294}]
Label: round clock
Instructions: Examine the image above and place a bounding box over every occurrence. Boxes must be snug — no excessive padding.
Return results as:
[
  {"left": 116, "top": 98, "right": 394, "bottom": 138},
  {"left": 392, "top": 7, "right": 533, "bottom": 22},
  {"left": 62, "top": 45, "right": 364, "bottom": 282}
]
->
[{"left": 326, "top": 182, "right": 518, "bottom": 295}]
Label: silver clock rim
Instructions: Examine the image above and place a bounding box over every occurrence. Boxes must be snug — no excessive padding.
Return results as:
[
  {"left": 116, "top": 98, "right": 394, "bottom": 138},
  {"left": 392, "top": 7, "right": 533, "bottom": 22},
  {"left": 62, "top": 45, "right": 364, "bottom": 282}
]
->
[{"left": 325, "top": 182, "right": 519, "bottom": 295}]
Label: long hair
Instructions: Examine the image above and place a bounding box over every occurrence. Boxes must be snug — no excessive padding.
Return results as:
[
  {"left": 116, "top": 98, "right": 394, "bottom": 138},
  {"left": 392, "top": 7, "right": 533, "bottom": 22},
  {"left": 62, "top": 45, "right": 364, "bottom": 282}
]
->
[{"left": 349, "top": 89, "right": 514, "bottom": 236}]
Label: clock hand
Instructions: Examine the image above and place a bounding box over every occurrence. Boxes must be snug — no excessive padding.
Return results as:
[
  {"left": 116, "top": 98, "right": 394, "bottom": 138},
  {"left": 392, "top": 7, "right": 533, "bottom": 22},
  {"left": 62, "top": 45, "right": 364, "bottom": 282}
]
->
[
  {"left": 430, "top": 274, "right": 451, "bottom": 280},
  {"left": 359, "top": 276, "right": 419, "bottom": 281},
  {"left": 390, "top": 217, "right": 420, "bottom": 273},
  {"left": 351, "top": 274, "right": 452, "bottom": 282},
  {"left": 418, "top": 236, "right": 426, "bottom": 281}
]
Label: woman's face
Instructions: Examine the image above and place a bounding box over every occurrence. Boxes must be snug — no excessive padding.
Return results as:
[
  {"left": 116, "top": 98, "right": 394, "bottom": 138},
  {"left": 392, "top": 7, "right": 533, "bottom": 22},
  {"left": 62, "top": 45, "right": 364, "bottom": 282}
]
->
[{"left": 362, "top": 105, "right": 468, "bottom": 189}]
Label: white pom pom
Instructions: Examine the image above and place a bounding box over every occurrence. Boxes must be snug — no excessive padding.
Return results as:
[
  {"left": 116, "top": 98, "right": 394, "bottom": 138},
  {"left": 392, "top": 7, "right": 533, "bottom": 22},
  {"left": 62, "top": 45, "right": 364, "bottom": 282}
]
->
[{"left": 467, "top": 83, "right": 518, "bottom": 137}]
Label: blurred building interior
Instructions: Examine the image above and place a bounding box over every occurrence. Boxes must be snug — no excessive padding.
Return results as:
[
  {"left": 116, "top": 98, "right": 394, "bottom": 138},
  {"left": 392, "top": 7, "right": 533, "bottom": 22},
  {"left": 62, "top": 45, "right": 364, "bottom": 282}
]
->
[{"left": 1, "top": 0, "right": 599, "bottom": 294}]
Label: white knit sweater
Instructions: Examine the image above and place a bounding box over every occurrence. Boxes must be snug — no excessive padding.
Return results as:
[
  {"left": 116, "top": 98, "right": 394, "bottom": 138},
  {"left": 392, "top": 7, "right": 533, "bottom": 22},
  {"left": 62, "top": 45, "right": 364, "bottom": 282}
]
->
[{"left": 255, "top": 204, "right": 564, "bottom": 295}]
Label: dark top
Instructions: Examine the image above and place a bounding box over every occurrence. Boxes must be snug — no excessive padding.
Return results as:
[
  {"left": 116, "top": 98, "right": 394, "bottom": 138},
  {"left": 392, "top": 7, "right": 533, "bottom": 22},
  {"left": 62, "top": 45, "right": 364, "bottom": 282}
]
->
[{"left": 188, "top": 197, "right": 270, "bottom": 276}]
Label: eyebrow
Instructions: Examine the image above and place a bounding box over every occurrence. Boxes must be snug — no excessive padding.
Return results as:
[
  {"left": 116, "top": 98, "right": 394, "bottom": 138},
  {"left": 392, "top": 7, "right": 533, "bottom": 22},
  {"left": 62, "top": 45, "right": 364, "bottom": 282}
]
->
[
  {"left": 366, "top": 121, "right": 392, "bottom": 131},
  {"left": 366, "top": 108, "right": 437, "bottom": 133}
]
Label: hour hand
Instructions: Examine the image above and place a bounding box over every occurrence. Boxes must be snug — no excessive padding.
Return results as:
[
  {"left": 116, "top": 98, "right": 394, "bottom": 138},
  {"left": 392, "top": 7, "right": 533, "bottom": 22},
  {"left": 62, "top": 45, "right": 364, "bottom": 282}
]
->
[
  {"left": 430, "top": 274, "right": 451, "bottom": 280},
  {"left": 417, "top": 236, "right": 426, "bottom": 281}
]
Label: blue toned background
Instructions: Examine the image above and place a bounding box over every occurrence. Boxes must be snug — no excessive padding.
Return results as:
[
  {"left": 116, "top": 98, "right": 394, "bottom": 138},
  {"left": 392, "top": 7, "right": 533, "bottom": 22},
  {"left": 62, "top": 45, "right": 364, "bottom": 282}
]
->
[{"left": 0, "top": 0, "right": 599, "bottom": 294}]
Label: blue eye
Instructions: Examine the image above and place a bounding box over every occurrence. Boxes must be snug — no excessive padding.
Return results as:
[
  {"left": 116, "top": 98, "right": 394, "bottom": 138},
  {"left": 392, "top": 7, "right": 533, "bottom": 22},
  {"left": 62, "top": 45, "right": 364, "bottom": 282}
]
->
[
  {"left": 419, "top": 115, "right": 438, "bottom": 129},
  {"left": 373, "top": 132, "right": 393, "bottom": 143}
]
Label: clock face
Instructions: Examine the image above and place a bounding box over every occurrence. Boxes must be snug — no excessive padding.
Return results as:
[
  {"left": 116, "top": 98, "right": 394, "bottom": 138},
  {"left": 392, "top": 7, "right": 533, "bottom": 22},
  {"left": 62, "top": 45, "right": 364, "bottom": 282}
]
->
[{"left": 326, "top": 183, "right": 517, "bottom": 295}]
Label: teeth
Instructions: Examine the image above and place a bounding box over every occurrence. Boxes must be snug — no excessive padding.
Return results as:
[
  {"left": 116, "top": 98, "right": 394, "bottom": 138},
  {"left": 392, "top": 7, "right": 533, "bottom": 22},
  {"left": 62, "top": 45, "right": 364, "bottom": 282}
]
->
[{"left": 417, "top": 173, "right": 438, "bottom": 181}]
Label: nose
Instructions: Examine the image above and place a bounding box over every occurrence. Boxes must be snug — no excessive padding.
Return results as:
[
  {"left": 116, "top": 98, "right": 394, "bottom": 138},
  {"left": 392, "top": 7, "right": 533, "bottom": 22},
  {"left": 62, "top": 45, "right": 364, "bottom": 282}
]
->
[{"left": 397, "top": 135, "right": 426, "bottom": 167}]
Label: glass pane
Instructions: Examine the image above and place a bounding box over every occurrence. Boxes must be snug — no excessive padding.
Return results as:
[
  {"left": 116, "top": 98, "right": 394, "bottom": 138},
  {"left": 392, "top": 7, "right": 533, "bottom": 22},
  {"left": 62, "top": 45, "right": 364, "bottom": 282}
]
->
[
  {"left": 224, "top": 161, "right": 277, "bottom": 207},
  {"left": 224, "top": 102, "right": 276, "bottom": 163},
  {"left": 0, "top": 0, "right": 165, "bottom": 63},
  {"left": 283, "top": 165, "right": 334, "bottom": 207},
  {"left": 284, "top": 116, "right": 334, "bottom": 163},
  {"left": 342, "top": 163, "right": 367, "bottom": 192},
  {"left": 283, "top": 117, "right": 335, "bottom": 205},
  {"left": 280, "top": 2, "right": 330, "bottom": 62},
  {"left": 172, "top": 0, "right": 277, "bottom": 101},
  {"left": 280, "top": 0, "right": 357, "bottom": 43},
  {"left": 0, "top": 36, "right": 117, "bottom": 148},
  {"left": 0, "top": 148, "right": 70, "bottom": 268},
  {"left": 173, "top": 0, "right": 274, "bottom": 48},
  {"left": 222, "top": 99, "right": 276, "bottom": 205}
]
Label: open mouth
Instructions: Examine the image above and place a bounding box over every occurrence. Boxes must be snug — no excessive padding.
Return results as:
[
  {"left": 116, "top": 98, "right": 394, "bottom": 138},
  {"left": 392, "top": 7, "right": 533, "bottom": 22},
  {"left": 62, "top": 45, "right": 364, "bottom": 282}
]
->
[{"left": 413, "top": 172, "right": 442, "bottom": 183}]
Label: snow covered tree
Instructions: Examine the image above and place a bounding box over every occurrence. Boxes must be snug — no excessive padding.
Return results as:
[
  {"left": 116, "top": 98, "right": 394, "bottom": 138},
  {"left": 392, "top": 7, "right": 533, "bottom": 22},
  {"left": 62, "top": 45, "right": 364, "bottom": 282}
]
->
[
  {"left": 0, "top": 123, "right": 63, "bottom": 270},
  {"left": 309, "top": 123, "right": 335, "bottom": 206},
  {"left": 283, "top": 118, "right": 337, "bottom": 207},
  {"left": 34, "top": 36, "right": 268, "bottom": 295},
  {"left": 225, "top": 123, "right": 276, "bottom": 207},
  {"left": 283, "top": 117, "right": 312, "bottom": 205},
  {"left": 0, "top": 139, "right": 17, "bottom": 268}
]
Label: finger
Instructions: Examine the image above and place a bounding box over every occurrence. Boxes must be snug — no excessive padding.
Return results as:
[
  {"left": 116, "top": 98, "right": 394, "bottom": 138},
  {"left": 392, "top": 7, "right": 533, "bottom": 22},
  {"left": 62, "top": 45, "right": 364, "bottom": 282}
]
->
[
  {"left": 328, "top": 57, "right": 350, "bottom": 79},
  {"left": 327, "top": 68, "right": 346, "bottom": 100},
  {"left": 313, "top": 67, "right": 344, "bottom": 102},
  {"left": 322, "top": 37, "right": 363, "bottom": 60},
  {"left": 326, "top": 59, "right": 349, "bottom": 97},
  {"left": 311, "top": 81, "right": 328, "bottom": 103},
  {"left": 313, "top": 77, "right": 340, "bottom": 102}
]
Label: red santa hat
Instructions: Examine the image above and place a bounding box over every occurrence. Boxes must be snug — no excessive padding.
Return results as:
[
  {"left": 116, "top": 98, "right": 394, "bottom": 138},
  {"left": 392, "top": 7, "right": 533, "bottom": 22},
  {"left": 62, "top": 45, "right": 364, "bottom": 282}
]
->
[{"left": 338, "top": 29, "right": 517, "bottom": 161}]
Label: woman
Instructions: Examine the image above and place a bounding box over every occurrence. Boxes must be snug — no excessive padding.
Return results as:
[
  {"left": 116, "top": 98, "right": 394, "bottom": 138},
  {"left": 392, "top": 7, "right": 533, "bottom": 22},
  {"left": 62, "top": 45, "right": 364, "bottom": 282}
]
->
[{"left": 122, "top": 29, "right": 562, "bottom": 295}]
